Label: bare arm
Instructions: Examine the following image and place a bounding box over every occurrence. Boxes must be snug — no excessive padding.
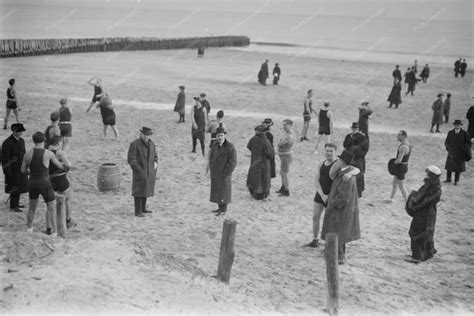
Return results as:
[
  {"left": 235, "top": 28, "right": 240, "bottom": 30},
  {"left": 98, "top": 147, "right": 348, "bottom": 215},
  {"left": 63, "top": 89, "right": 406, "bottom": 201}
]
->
[
  {"left": 87, "top": 76, "right": 97, "bottom": 86},
  {"left": 328, "top": 111, "right": 334, "bottom": 134},
  {"left": 314, "top": 161, "right": 324, "bottom": 197},
  {"left": 191, "top": 107, "right": 197, "bottom": 129},
  {"left": 21, "top": 150, "right": 32, "bottom": 174},
  {"left": 47, "top": 150, "right": 64, "bottom": 169},
  {"left": 57, "top": 150, "right": 71, "bottom": 168},
  {"left": 394, "top": 144, "right": 409, "bottom": 164}
]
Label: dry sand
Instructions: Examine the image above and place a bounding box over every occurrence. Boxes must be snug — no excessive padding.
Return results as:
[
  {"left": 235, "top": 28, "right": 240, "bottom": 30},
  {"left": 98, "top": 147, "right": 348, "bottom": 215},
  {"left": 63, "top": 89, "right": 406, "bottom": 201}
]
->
[{"left": 0, "top": 48, "right": 473, "bottom": 315}]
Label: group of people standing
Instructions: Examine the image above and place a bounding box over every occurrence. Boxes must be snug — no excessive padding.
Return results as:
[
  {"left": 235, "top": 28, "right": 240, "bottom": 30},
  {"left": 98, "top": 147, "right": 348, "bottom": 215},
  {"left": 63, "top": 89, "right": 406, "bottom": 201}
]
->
[
  {"left": 257, "top": 59, "right": 282, "bottom": 86},
  {"left": 454, "top": 58, "right": 468, "bottom": 78}
]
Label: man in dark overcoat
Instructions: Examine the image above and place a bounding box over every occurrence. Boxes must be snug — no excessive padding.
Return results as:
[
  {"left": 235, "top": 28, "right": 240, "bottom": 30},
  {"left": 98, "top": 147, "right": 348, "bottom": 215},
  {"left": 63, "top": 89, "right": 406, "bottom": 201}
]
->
[
  {"left": 443, "top": 119, "right": 471, "bottom": 185},
  {"left": 454, "top": 58, "right": 461, "bottom": 77},
  {"left": 430, "top": 93, "right": 444, "bottom": 133},
  {"left": 466, "top": 103, "right": 474, "bottom": 139},
  {"left": 127, "top": 127, "right": 158, "bottom": 217},
  {"left": 343, "top": 122, "right": 369, "bottom": 197},
  {"left": 392, "top": 65, "right": 402, "bottom": 82},
  {"left": 173, "top": 85, "right": 186, "bottom": 123},
  {"left": 207, "top": 127, "right": 237, "bottom": 216},
  {"left": 247, "top": 124, "right": 274, "bottom": 200},
  {"left": 2, "top": 123, "right": 28, "bottom": 212},
  {"left": 321, "top": 150, "right": 360, "bottom": 265},
  {"left": 258, "top": 59, "right": 269, "bottom": 85}
]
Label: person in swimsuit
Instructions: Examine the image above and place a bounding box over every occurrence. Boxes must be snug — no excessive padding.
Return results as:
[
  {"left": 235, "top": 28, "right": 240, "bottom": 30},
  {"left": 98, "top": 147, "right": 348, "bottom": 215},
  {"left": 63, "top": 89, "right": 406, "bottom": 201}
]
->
[
  {"left": 301, "top": 89, "right": 316, "bottom": 141},
  {"left": 44, "top": 111, "right": 61, "bottom": 149},
  {"left": 4, "top": 78, "right": 20, "bottom": 130},
  {"left": 58, "top": 98, "right": 72, "bottom": 151},
  {"left": 275, "top": 119, "right": 295, "bottom": 197},
  {"left": 386, "top": 130, "right": 410, "bottom": 203},
  {"left": 86, "top": 76, "right": 104, "bottom": 113},
  {"left": 314, "top": 102, "right": 333, "bottom": 152},
  {"left": 97, "top": 94, "right": 118, "bottom": 140}
]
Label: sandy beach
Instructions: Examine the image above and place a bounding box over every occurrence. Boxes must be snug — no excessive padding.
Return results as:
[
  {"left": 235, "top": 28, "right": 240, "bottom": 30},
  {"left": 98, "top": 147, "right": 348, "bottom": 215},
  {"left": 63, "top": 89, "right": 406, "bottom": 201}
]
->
[{"left": 0, "top": 47, "right": 473, "bottom": 314}]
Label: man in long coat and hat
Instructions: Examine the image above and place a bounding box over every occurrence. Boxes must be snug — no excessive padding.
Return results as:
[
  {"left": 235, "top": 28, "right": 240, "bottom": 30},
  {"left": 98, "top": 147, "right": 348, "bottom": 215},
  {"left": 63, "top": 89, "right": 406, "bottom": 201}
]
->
[
  {"left": 207, "top": 127, "right": 237, "bottom": 216},
  {"left": 127, "top": 126, "right": 158, "bottom": 217},
  {"left": 247, "top": 124, "right": 274, "bottom": 199},
  {"left": 321, "top": 149, "right": 360, "bottom": 265},
  {"left": 443, "top": 119, "right": 471, "bottom": 185}
]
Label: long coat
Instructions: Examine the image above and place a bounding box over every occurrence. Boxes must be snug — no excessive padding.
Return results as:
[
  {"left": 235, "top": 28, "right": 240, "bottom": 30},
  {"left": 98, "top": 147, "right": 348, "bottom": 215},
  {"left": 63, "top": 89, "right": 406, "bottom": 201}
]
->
[
  {"left": 444, "top": 129, "right": 471, "bottom": 172},
  {"left": 387, "top": 82, "right": 402, "bottom": 105},
  {"left": 343, "top": 132, "right": 369, "bottom": 197},
  {"left": 246, "top": 133, "right": 274, "bottom": 198},
  {"left": 265, "top": 131, "right": 276, "bottom": 178},
  {"left": 2, "top": 135, "right": 28, "bottom": 194},
  {"left": 173, "top": 91, "right": 186, "bottom": 114},
  {"left": 420, "top": 66, "right": 430, "bottom": 79},
  {"left": 209, "top": 140, "right": 237, "bottom": 204},
  {"left": 405, "top": 178, "right": 441, "bottom": 261},
  {"left": 406, "top": 71, "right": 418, "bottom": 92},
  {"left": 431, "top": 99, "right": 443, "bottom": 125},
  {"left": 321, "top": 166, "right": 361, "bottom": 245},
  {"left": 127, "top": 138, "right": 158, "bottom": 197},
  {"left": 467, "top": 106, "right": 474, "bottom": 138}
]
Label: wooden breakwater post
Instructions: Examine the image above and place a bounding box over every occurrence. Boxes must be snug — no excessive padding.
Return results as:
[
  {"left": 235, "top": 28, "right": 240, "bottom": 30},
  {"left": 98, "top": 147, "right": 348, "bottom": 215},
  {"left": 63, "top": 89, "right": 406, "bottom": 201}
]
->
[
  {"left": 217, "top": 219, "right": 237, "bottom": 284},
  {"left": 56, "top": 194, "right": 67, "bottom": 239},
  {"left": 325, "top": 233, "right": 339, "bottom": 314}
]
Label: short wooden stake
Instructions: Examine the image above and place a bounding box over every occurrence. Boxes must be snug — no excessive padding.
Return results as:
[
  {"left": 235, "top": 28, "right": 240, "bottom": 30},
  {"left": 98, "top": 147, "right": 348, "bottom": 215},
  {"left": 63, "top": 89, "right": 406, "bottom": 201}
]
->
[
  {"left": 325, "top": 233, "right": 339, "bottom": 314},
  {"left": 56, "top": 194, "right": 67, "bottom": 239},
  {"left": 217, "top": 219, "right": 237, "bottom": 284}
]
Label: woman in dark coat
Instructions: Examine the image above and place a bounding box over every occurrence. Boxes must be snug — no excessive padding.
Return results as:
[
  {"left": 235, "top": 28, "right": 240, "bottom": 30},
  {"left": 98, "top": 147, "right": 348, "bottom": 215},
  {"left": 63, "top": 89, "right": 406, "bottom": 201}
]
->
[
  {"left": 444, "top": 120, "right": 471, "bottom": 184},
  {"left": 405, "top": 69, "right": 418, "bottom": 96},
  {"left": 420, "top": 64, "right": 430, "bottom": 83},
  {"left": 387, "top": 79, "right": 402, "bottom": 108},
  {"left": 173, "top": 85, "right": 186, "bottom": 123},
  {"left": 247, "top": 124, "right": 274, "bottom": 200},
  {"left": 405, "top": 166, "right": 442, "bottom": 263},
  {"left": 208, "top": 127, "right": 237, "bottom": 216}
]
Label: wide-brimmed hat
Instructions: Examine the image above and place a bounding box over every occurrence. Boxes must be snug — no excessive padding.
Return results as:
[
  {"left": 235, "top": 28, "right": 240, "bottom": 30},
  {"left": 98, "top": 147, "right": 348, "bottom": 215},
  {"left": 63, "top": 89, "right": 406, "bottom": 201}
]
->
[
  {"left": 11, "top": 123, "right": 25, "bottom": 132},
  {"left": 254, "top": 124, "right": 267, "bottom": 133},
  {"left": 453, "top": 119, "right": 463, "bottom": 125},
  {"left": 140, "top": 126, "right": 153, "bottom": 135},
  {"left": 179, "top": 85, "right": 185, "bottom": 90},
  {"left": 200, "top": 93, "right": 206, "bottom": 98},
  {"left": 339, "top": 150, "right": 354, "bottom": 165},
  {"left": 425, "top": 165, "right": 441, "bottom": 176},
  {"left": 350, "top": 122, "right": 359, "bottom": 129},
  {"left": 216, "top": 127, "right": 227, "bottom": 135},
  {"left": 361, "top": 101, "right": 369, "bottom": 105},
  {"left": 262, "top": 118, "right": 273, "bottom": 126},
  {"left": 437, "top": 93, "right": 444, "bottom": 97}
]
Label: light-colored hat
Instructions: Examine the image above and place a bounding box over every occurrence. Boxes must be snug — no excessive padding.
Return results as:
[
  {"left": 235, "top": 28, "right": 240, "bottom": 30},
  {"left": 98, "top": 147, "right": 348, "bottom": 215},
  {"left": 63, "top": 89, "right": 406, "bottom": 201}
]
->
[{"left": 425, "top": 165, "right": 441, "bottom": 176}]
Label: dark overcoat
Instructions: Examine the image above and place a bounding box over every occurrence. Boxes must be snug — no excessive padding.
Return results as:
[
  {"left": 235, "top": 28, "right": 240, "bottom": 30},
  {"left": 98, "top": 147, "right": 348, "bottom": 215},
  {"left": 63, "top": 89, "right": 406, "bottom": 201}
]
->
[
  {"left": 209, "top": 140, "right": 237, "bottom": 204},
  {"left": 444, "top": 129, "right": 471, "bottom": 172},
  {"left": 127, "top": 138, "right": 158, "bottom": 197},
  {"left": 343, "top": 132, "right": 369, "bottom": 197},
  {"left": 387, "top": 82, "right": 402, "bottom": 105},
  {"left": 173, "top": 91, "right": 186, "bottom": 114},
  {"left": 246, "top": 133, "right": 274, "bottom": 196},
  {"left": 420, "top": 66, "right": 430, "bottom": 78},
  {"left": 431, "top": 100, "right": 443, "bottom": 125},
  {"left": 321, "top": 167, "right": 361, "bottom": 244},
  {"left": 2, "top": 135, "right": 28, "bottom": 194},
  {"left": 467, "top": 106, "right": 474, "bottom": 138}
]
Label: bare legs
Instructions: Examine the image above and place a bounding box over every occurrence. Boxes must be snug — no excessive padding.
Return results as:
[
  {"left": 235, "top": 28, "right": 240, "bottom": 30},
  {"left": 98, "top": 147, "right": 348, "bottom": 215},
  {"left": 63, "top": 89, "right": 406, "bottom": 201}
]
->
[
  {"left": 301, "top": 121, "right": 310, "bottom": 141},
  {"left": 103, "top": 125, "right": 119, "bottom": 140},
  {"left": 314, "top": 134, "right": 330, "bottom": 152},
  {"left": 390, "top": 177, "right": 408, "bottom": 201},
  {"left": 312, "top": 202, "right": 324, "bottom": 240},
  {"left": 28, "top": 199, "right": 57, "bottom": 234},
  {"left": 3, "top": 108, "right": 20, "bottom": 129}
]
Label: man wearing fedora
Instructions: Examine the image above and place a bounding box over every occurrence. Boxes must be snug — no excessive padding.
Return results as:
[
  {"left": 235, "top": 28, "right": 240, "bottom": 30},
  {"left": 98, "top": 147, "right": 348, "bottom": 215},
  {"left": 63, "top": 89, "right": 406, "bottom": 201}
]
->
[
  {"left": 2, "top": 123, "right": 28, "bottom": 212},
  {"left": 207, "top": 127, "right": 237, "bottom": 216},
  {"left": 127, "top": 127, "right": 158, "bottom": 217},
  {"left": 444, "top": 119, "right": 471, "bottom": 185},
  {"left": 430, "top": 93, "right": 444, "bottom": 133},
  {"left": 173, "top": 85, "right": 186, "bottom": 123},
  {"left": 343, "top": 122, "right": 369, "bottom": 197},
  {"left": 321, "top": 149, "right": 360, "bottom": 264},
  {"left": 272, "top": 63, "right": 281, "bottom": 85}
]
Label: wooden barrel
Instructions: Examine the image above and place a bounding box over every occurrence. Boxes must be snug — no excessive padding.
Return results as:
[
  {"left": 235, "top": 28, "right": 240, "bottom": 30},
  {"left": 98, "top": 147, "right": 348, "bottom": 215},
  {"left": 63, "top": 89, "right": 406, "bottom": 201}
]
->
[{"left": 97, "top": 163, "right": 120, "bottom": 192}]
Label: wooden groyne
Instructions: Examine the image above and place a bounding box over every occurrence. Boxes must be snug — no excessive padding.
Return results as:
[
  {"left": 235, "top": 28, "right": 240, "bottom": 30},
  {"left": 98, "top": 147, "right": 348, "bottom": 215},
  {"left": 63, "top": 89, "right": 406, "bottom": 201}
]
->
[{"left": 0, "top": 36, "right": 250, "bottom": 58}]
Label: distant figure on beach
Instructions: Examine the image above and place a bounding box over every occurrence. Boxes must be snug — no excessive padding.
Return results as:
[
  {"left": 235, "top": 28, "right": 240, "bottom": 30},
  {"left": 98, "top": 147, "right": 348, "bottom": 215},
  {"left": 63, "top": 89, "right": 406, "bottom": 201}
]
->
[
  {"left": 403, "top": 67, "right": 411, "bottom": 89},
  {"left": 392, "top": 65, "right": 402, "bottom": 82},
  {"left": 207, "top": 110, "right": 225, "bottom": 148},
  {"left": 301, "top": 89, "right": 316, "bottom": 141},
  {"left": 257, "top": 59, "right": 269, "bottom": 85},
  {"left": 174, "top": 85, "right": 186, "bottom": 123},
  {"left": 405, "top": 67, "right": 419, "bottom": 96},
  {"left": 405, "top": 165, "right": 442, "bottom": 264},
  {"left": 262, "top": 118, "right": 276, "bottom": 179},
  {"left": 357, "top": 102, "right": 373, "bottom": 142},
  {"left": 386, "top": 130, "right": 410, "bottom": 203},
  {"left": 96, "top": 94, "right": 118, "bottom": 140},
  {"left": 466, "top": 103, "right": 474, "bottom": 139},
  {"left": 4, "top": 78, "right": 20, "bottom": 130},
  {"left": 247, "top": 124, "right": 274, "bottom": 200},
  {"left": 388, "top": 78, "right": 402, "bottom": 109},
  {"left": 343, "top": 122, "right": 369, "bottom": 198},
  {"left": 430, "top": 94, "right": 443, "bottom": 133},
  {"left": 460, "top": 59, "right": 467, "bottom": 78},
  {"left": 44, "top": 111, "right": 61, "bottom": 149},
  {"left": 443, "top": 93, "right": 452, "bottom": 123},
  {"left": 321, "top": 149, "right": 360, "bottom": 265},
  {"left": 127, "top": 127, "right": 158, "bottom": 217},
  {"left": 2, "top": 123, "right": 28, "bottom": 212},
  {"left": 314, "top": 102, "right": 333, "bottom": 152},
  {"left": 275, "top": 119, "right": 295, "bottom": 197},
  {"left": 420, "top": 64, "right": 430, "bottom": 83},
  {"left": 272, "top": 63, "right": 281, "bottom": 85},
  {"left": 58, "top": 98, "right": 72, "bottom": 151},
  {"left": 22, "top": 132, "right": 64, "bottom": 236},
  {"left": 191, "top": 97, "right": 208, "bottom": 156},
  {"left": 207, "top": 127, "right": 237, "bottom": 216},
  {"left": 412, "top": 59, "right": 418, "bottom": 74},
  {"left": 47, "top": 136, "right": 76, "bottom": 233},
  {"left": 200, "top": 93, "right": 210, "bottom": 117},
  {"left": 86, "top": 76, "right": 104, "bottom": 113},
  {"left": 197, "top": 45, "right": 205, "bottom": 58},
  {"left": 443, "top": 119, "right": 471, "bottom": 185},
  {"left": 454, "top": 58, "right": 462, "bottom": 77}
]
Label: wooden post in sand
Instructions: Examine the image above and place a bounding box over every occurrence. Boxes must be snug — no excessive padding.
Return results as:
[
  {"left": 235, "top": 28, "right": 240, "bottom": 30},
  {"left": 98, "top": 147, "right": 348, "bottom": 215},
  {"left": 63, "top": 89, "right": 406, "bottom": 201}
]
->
[
  {"left": 217, "top": 219, "right": 237, "bottom": 284},
  {"left": 56, "top": 194, "right": 67, "bottom": 238},
  {"left": 325, "top": 233, "right": 339, "bottom": 314}
]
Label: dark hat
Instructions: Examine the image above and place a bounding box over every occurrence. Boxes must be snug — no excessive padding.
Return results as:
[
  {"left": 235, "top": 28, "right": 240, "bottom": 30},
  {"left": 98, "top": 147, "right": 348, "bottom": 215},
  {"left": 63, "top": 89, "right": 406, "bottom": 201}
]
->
[
  {"left": 350, "top": 122, "right": 359, "bottom": 129},
  {"left": 262, "top": 118, "right": 273, "bottom": 126},
  {"left": 275, "top": 63, "right": 279, "bottom": 65},
  {"left": 437, "top": 93, "right": 444, "bottom": 97},
  {"left": 179, "top": 85, "right": 185, "bottom": 90},
  {"left": 216, "top": 127, "right": 227, "bottom": 135},
  {"left": 59, "top": 98, "right": 68, "bottom": 105},
  {"left": 361, "top": 101, "right": 369, "bottom": 105},
  {"left": 11, "top": 123, "right": 25, "bottom": 132},
  {"left": 324, "top": 102, "right": 330, "bottom": 107},
  {"left": 200, "top": 93, "right": 206, "bottom": 98},
  {"left": 339, "top": 150, "right": 354, "bottom": 165},
  {"left": 193, "top": 96, "right": 201, "bottom": 102},
  {"left": 254, "top": 124, "right": 267, "bottom": 133},
  {"left": 453, "top": 119, "right": 463, "bottom": 125},
  {"left": 140, "top": 126, "right": 153, "bottom": 135}
]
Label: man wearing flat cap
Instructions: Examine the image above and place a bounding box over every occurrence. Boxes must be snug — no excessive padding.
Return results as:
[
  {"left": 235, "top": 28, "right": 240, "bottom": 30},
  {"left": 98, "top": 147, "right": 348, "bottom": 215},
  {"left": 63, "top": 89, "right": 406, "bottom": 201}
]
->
[
  {"left": 444, "top": 119, "right": 471, "bottom": 185},
  {"left": 2, "top": 123, "right": 28, "bottom": 212},
  {"left": 127, "top": 127, "right": 158, "bottom": 217},
  {"left": 321, "top": 149, "right": 360, "bottom": 265},
  {"left": 207, "top": 127, "right": 237, "bottom": 216},
  {"left": 343, "top": 122, "right": 369, "bottom": 197},
  {"left": 247, "top": 124, "right": 274, "bottom": 200},
  {"left": 430, "top": 93, "right": 444, "bottom": 133}
]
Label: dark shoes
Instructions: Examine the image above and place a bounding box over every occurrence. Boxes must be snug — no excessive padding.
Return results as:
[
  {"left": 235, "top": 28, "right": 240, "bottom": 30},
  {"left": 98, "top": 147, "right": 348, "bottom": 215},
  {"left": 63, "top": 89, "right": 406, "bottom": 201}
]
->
[
  {"left": 135, "top": 213, "right": 145, "bottom": 217},
  {"left": 43, "top": 227, "right": 52, "bottom": 235},
  {"left": 275, "top": 186, "right": 284, "bottom": 194},
  {"left": 443, "top": 180, "right": 451, "bottom": 183},
  {"left": 10, "top": 208, "right": 22, "bottom": 213},
  {"left": 303, "top": 239, "right": 320, "bottom": 248},
  {"left": 278, "top": 189, "right": 290, "bottom": 197},
  {"left": 66, "top": 218, "right": 77, "bottom": 229},
  {"left": 142, "top": 209, "right": 152, "bottom": 214}
]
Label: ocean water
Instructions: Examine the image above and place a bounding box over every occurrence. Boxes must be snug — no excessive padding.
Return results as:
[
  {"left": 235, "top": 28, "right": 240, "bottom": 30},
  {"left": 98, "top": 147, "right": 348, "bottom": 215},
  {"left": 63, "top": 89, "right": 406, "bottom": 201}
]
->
[{"left": 1, "top": 0, "right": 472, "bottom": 66}]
